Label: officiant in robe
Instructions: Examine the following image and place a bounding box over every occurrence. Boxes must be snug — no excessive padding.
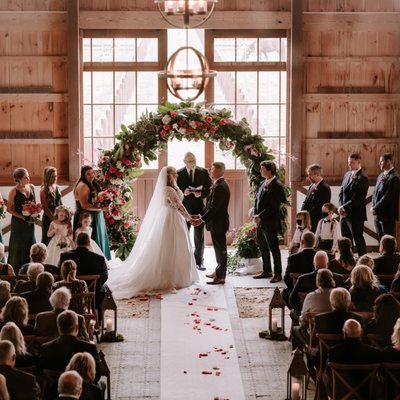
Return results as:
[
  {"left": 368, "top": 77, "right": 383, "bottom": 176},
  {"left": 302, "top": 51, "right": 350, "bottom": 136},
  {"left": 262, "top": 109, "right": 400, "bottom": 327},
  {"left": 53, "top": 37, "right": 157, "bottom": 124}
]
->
[{"left": 177, "top": 152, "right": 212, "bottom": 270}]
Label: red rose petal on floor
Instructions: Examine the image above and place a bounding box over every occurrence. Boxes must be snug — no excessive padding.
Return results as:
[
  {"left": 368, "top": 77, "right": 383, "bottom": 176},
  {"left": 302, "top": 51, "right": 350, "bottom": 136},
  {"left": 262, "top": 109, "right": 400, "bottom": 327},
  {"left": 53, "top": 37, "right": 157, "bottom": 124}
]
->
[
  {"left": 207, "top": 307, "right": 213, "bottom": 311},
  {"left": 183, "top": 371, "right": 187, "bottom": 374},
  {"left": 188, "top": 302, "right": 193, "bottom": 305},
  {"left": 212, "top": 367, "right": 220, "bottom": 370},
  {"left": 215, "top": 371, "right": 221, "bottom": 376},
  {"left": 202, "top": 371, "right": 212, "bottom": 375}
]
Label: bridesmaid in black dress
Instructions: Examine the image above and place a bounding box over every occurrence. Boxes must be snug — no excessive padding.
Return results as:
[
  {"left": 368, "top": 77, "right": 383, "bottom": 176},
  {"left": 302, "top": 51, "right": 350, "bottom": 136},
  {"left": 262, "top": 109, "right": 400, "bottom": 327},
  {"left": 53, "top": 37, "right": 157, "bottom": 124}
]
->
[
  {"left": 40, "top": 166, "right": 62, "bottom": 245},
  {"left": 7, "top": 168, "right": 38, "bottom": 273}
]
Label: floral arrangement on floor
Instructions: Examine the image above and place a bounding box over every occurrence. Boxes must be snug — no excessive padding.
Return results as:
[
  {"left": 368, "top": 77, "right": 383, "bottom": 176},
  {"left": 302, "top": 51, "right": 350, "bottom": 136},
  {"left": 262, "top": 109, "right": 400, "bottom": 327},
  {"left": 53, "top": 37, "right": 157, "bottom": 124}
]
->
[
  {"left": 233, "top": 222, "right": 261, "bottom": 259},
  {"left": 97, "top": 101, "right": 290, "bottom": 260}
]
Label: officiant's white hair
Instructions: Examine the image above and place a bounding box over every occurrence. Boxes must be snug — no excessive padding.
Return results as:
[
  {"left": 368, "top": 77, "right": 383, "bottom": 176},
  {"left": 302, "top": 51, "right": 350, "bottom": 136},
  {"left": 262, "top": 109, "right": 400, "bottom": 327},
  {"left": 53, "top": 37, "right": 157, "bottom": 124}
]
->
[{"left": 183, "top": 152, "right": 196, "bottom": 161}]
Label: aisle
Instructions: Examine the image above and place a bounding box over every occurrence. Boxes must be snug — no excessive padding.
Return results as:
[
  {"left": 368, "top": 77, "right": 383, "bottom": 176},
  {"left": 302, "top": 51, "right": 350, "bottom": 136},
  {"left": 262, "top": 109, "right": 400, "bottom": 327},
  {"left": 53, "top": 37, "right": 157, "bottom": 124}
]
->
[{"left": 160, "top": 281, "right": 246, "bottom": 400}]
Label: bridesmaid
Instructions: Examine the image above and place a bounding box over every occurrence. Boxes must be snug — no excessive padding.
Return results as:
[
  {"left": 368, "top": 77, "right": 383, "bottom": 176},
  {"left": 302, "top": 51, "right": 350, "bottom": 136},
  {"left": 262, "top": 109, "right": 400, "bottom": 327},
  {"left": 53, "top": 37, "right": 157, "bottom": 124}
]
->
[
  {"left": 40, "top": 167, "right": 62, "bottom": 245},
  {"left": 73, "top": 165, "right": 111, "bottom": 260},
  {"left": 7, "top": 168, "right": 37, "bottom": 273}
]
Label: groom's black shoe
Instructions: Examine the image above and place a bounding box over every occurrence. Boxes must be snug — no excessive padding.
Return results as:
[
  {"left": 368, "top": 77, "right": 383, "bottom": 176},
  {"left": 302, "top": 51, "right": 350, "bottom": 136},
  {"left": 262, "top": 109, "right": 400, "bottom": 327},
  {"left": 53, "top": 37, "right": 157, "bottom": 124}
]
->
[
  {"left": 253, "top": 272, "right": 272, "bottom": 279},
  {"left": 207, "top": 278, "right": 225, "bottom": 285},
  {"left": 197, "top": 264, "right": 206, "bottom": 271}
]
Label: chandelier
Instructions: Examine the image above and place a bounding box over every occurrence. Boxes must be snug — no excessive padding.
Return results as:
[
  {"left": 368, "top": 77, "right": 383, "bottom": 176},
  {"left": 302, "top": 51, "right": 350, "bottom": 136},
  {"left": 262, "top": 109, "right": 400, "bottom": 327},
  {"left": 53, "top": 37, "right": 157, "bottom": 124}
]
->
[
  {"left": 159, "top": 46, "right": 216, "bottom": 101},
  {"left": 155, "top": 0, "right": 218, "bottom": 29}
]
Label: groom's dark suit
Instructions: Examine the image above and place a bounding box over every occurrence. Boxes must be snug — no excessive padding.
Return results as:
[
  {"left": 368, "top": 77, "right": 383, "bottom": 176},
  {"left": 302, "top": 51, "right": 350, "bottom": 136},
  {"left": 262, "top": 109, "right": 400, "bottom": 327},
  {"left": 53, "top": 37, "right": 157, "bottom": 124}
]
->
[
  {"left": 372, "top": 168, "right": 400, "bottom": 241},
  {"left": 201, "top": 177, "right": 230, "bottom": 279},
  {"left": 254, "top": 176, "right": 285, "bottom": 275},
  {"left": 177, "top": 166, "right": 212, "bottom": 267}
]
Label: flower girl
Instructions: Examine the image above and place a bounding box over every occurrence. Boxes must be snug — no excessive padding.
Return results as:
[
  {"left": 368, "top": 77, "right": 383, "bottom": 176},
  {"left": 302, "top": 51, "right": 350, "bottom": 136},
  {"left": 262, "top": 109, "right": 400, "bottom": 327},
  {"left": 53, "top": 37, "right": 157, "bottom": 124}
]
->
[
  {"left": 46, "top": 206, "right": 75, "bottom": 265},
  {"left": 75, "top": 211, "right": 109, "bottom": 260}
]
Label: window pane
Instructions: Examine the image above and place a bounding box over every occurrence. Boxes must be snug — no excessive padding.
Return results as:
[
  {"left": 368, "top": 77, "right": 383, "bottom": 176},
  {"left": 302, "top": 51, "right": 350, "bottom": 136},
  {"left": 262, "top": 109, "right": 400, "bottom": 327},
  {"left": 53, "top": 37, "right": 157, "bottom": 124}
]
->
[
  {"left": 92, "top": 72, "right": 113, "bottom": 104},
  {"left": 259, "top": 105, "right": 280, "bottom": 136},
  {"left": 168, "top": 29, "right": 204, "bottom": 58},
  {"left": 83, "top": 138, "right": 93, "bottom": 165},
  {"left": 237, "top": 71, "right": 257, "bottom": 103},
  {"left": 281, "top": 105, "right": 286, "bottom": 137},
  {"left": 137, "top": 104, "right": 158, "bottom": 119},
  {"left": 214, "top": 145, "right": 235, "bottom": 169},
  {"left": 237, "top": 38, "right": 257, "bottom": 62},
  {"left": 214, "top": 38, "right": 235, "bottom": 62},
  {"left": 83, "top": 38, "right": 91, "bottom": 62},
  {"left": 115, "top": 72, "right": 135, "bottom": 104},
  {"left": 92, "top": 38, "right": 113, "bottom": 62},
  {"left": 93, "top": 105, "right": 113, "bottom": 137},
  {"left": 213, "top": 104, "right": 235, "bottom": 120},
  {"left": 115, "top": 105, "right": 136, "bottom": 134},
  {"left": 167, "top": 88, "right": 205, "bottom": 103},
  {"left": 137, "top": 38, "right": 158, "bottom": 62},
  {"left": 167, "top": 139, "right": 205, "bottom": 167},
  {"left": 281, "top": 38, "right": 287, "bottom": 62},
  {"left": 259, "top": 38, "right": 280, "bottom": 62},
  {"left": 83, "top": 72, "right": 91, "bottom": 104},
  {"left": 237, "top": 104, "right": 257, "bottom": 134},
  {"left": 93, "top": 138, "right": 115, "bottom": 163},
  {"left": 281, "top": 72, "right": 287, "bottom": 103},
  {"left": 84, "top": 105, "right": 92, "bottom": 138},
  {"left": 263, "top": 137, "right": 280, "bottom": 157},
  {"left": 137, "top": 72, "right": 158, "bottom": 103},
  {"left": 259, "top": 71, "right": 280, "bottom": 104},
  {"left": 115, "top": 38, "right": 135, "bottom": 62},
  {"left": 214, "top": 71, "right": 235, "bottom": 104}
]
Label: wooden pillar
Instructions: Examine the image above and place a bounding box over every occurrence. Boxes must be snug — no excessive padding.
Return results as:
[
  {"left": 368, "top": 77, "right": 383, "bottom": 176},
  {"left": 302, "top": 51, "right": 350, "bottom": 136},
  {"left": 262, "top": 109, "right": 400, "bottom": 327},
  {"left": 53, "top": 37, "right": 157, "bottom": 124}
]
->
[{"left": 67, "top": 0, "right": 80, "bottom": 182}]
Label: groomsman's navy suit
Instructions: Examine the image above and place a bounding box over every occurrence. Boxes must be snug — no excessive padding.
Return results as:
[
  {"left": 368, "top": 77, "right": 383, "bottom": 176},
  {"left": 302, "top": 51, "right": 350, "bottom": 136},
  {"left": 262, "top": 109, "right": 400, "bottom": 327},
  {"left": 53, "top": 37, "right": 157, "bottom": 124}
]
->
[
  {"left": 201, "top": 178, "right": 230, "bottom": 279},
  {"left": 177, "top": 166, "right": 212, "bottom": 267},
  {"left": 372, "top": 168, "right": 400, "bottom": 241},
  {"left": 338, "top": 169, "right": 369, "bottom": 255},
  {"left": 301, "top": 180, "right": 331, "bottom": 232},
  {"left": 254, "top": 177, "right": 285, "bottom": 276}
]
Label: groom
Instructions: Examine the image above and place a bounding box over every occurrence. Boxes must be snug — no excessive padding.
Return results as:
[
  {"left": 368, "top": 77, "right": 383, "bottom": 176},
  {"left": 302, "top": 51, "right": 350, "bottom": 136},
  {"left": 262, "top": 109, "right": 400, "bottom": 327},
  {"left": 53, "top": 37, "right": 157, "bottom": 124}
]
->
[
  {"left": 177, "top": 152, "right": 212, "bottom": 271},
  {"left": 194, "top": 162, "right": 230, "bottom": 285}
]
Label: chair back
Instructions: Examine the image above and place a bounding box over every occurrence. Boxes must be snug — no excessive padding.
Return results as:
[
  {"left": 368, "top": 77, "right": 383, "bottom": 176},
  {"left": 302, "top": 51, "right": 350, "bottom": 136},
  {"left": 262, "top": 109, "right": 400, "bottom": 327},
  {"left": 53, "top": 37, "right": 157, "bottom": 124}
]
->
[
  {"left": 0, "top": 275, "right": 16, "bottom": 290},
  {"left": 366, "top": 333, "right": 389, "bottom": 350},
  {"left": 328, "top": 362, "right": 380, "bottom": 400},
  {"left": 70, "top": 292, "right": 95, "bottom": 315},
  {"left": 24, "top": 335, "right": 54, "bottom": 356},
  {"left": 76, "top": 274, "right": 100, "bottom": 293},
  {"left": 382, "top": 362, "right": 400, "bottom": 400},
  {"left": 290, "top": 272, "right": 303, "bottom": 287},
  {"left": 17, "top": 274, "right": 28, "bottom": 281},
  {"left": 353, "top": 311, "right": 374, "bottom": 322}
]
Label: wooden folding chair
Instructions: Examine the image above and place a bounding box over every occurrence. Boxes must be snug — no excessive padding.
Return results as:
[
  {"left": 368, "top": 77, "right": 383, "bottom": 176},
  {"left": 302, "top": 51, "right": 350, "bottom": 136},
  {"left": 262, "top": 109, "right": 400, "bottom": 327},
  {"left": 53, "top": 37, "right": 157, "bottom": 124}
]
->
[
  {"left": 366, "top": 333, "right": 388, "bottom": 350},
  {"left": 289, "top": 272, "right": 303, "bottom": 288},
  {"left": 382, "top": 362, "right": 400, "bottom": 400},
  {"left": 353, "top": 311, "right": 374, "bottom": 323},
  {"left": 24, "top": 335, "right": 54, "bottom": 356},
  {"left": 375, "top": 274, "right": 395, "bottom": 289},
  {"left": 328, "top": 362, "right": 380, "bottom": 400},
  {"left": 99, "top": 349, "right": 111, "bottom": 400},
  {"left": 0, "top": 274, "right": 16, "bottom": 290},
  {"left": 76, "top": 274, "right": 100, "bottom": 293}
]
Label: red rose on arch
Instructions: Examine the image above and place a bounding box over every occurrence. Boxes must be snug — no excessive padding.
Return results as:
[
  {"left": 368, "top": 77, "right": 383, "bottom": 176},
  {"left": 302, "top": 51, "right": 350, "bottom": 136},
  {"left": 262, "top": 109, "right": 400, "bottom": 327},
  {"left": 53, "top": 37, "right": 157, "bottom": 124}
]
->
[
  {"left": 219, "top": 118, "right": 228, "bottom": 126},
  {"left": 170, "top": 112, "right": 177, "bottom": 118},
  {"left": 108, "top": 218, "right": 115, "bottom": 225},
  {"left": 109, "top": 166, "right": 116, "bottom": 174},
  {"left": 122, "top": 158, "right": 131, "bottom": 166}
]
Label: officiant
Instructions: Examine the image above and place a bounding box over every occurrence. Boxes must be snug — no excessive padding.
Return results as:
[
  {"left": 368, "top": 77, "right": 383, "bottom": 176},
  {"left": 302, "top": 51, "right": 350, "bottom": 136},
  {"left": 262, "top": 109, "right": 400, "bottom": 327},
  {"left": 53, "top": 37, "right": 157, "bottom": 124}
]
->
[{"left": 177, "top": 152, "right": 212, "bottom": 271}]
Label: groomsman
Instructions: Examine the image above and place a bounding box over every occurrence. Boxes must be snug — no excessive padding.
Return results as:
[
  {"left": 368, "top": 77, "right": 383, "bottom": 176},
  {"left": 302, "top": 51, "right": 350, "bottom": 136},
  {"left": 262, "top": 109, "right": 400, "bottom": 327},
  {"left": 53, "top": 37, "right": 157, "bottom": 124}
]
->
[
  {"left": 301, "top": 163, "right": 331, "bottom": 232},
  {"left": 253, "top": 160, "right": 285, "bottom": 283},
  {"left": 177, "top": 152, "right": 212, "bottom": 271},
  {"left": 371, "top": 153, "right": 400, "bottom": 241},
  {"left": 195, "top": 162, "right": 230, "bottom": 285},
  {"left": 338, "top": 153, "right": 369, "bottom": 256}
]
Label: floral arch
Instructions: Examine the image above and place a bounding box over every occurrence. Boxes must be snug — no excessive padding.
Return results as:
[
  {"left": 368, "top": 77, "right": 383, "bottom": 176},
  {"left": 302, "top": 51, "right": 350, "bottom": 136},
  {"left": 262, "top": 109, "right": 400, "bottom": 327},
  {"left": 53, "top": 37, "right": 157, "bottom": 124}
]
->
[{"left": 97, "top": 101, "right": 289, "bottom": 260}]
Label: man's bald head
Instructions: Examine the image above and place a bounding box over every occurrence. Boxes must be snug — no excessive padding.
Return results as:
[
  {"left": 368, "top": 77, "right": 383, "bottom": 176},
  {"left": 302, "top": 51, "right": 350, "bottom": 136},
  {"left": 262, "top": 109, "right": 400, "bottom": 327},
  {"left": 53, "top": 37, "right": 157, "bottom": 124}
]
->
[
  {"left": 343, "top": 319, "right": 362, "bottom": 338},
  {"left": 313, "top": 250, "right": 329, "bottom": 270}
]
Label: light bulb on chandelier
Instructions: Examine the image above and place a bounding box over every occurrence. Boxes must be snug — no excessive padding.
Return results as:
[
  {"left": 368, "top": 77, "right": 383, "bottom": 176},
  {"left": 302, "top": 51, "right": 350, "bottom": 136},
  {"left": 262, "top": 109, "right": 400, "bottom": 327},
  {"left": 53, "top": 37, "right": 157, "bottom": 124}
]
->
[{"left": 154, "top": 0, "right": 218, "bottom": 29}]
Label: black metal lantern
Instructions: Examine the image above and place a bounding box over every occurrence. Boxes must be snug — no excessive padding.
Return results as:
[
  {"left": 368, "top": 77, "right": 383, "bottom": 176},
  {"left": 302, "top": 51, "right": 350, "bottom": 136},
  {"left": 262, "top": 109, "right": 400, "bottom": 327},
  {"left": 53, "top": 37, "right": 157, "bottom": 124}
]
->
[
  {"left": 101, "top": 287, "right": 123, "bottom": 342},
  {"left": 286, "top": 348, "right": 308, "bottom": 400}
]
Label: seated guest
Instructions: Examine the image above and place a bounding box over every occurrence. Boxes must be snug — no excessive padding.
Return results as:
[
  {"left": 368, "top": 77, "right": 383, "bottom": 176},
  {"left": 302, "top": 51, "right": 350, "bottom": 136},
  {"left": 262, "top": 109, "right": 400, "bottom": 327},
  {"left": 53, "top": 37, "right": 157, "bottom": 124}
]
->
[
  {"left": 19, "top": 243, "right": 58, "bottom": 276},
  {"left": 314, "top": 203, "right": 340, "bottom": 256},
  {"left": 292, "top": 269, "right": 335, "bottom": 351},
  {"left": 0, "top": 244, "right": 15, "bottom": 276},
  {"left": 57, "top": 370, "right": 83, "bottom": 400},
  {"left": 59, "top": 232, "right": 108, "bottom": 311},
  {"left": 365, "top": 293, "right": 400, "bottom": 348},
  {"left": 328, "top": 237, "right": 356, "bottom": 275},
  {"left": 349, "top": 265, "right": 384, "bottom": 311},
  {"left": 35, "top": 287, "right": 88, "bottom": 340},
  {"left": 14, "top": 263, "right": 44, "bottom": 294},
  {"left": 0, "top": 340, "right": 40, "bottom": 400},
  {"left": 0, "top": 282, "right": 10, "bottom": 312},
  {"left": 325, "top": 320, "right": 382, "bottom": 399},
  {"left": 289, "top": 210, "right": 311, "bottom": 255},
  {"left": 289, "top": 251, "right": 345, "bottom": 314},
  {"left": 373, "top": 235, "right": 400, "bottom": 289},
  {"left": 20, "top": 271, "right": 54, "bottom": 314},
  {"left": 0, "top": 374, "right": 9, "bottom": 400},
  {"left": 383, "top": 317, "right": 400, "bottom": 362},
  {"left": 54, "top": 260, "right": 88, "bottom": 313},
  {"left": 357, "top": 254, "right": 374, "bottom": 269},
  {"left": 391, "top": 266, "right": 400, "bottom": 292},
  {"left": 66, "top": 352, "right": 105, "bottom": 400},
  {"left": 38, "top": 310, "right": 101, "bottom": 381},
  {"left": 282, "top": 231, "right": 316, "bottom": 304},
  {"left": 0, "top": 297, "right": 34, "bottom": 335},
  {"left": 0, "top": 322, "right": 35, "bottom": 368}
]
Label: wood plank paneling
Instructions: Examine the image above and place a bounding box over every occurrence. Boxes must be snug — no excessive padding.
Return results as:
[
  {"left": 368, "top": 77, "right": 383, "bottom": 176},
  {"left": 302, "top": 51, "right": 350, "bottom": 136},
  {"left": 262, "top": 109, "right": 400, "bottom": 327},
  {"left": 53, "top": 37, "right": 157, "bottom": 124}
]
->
[{"left": 0, "top": 11, "right": 67, "bottom": 31}]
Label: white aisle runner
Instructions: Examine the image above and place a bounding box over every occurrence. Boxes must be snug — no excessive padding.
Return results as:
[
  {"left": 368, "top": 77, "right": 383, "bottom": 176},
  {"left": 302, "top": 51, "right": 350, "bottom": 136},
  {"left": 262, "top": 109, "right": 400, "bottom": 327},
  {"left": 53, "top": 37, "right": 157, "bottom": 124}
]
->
[{"left": 160, "top": 283, "right": 246, "bottom": 400}]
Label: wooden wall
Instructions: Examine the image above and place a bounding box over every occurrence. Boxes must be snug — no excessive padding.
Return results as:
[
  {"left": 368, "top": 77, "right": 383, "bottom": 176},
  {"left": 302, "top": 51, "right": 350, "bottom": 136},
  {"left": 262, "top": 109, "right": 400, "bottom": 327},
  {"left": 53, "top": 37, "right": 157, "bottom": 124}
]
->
[{"left": 300, "top": 0, "right": 400, "bottom": 183}]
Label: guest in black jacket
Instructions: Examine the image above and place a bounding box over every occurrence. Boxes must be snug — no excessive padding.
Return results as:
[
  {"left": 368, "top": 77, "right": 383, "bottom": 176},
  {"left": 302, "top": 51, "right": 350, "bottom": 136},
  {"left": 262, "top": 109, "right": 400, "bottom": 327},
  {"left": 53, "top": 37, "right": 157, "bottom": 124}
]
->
[
  {"left": 301, "top": 163, "right": 331, "bottom": 232},
  {"left": 371, "top": 153, "right": 400, "bottom": 241},
  {"left": 338, "top": 153, "right": 369, "bottom": 256}
]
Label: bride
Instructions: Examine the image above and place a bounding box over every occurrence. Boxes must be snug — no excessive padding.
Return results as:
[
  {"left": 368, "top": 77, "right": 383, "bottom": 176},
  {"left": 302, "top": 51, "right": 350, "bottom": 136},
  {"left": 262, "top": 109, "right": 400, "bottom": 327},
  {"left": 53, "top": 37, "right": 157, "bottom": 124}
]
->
[{"left": 106, "top": 166, "right": 199, "bottom": 299}]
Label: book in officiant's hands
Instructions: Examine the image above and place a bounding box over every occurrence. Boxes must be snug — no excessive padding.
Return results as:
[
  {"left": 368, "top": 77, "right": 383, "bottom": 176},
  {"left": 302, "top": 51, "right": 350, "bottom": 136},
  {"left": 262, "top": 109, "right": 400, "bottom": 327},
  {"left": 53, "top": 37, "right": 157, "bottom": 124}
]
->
[{"left": 188, "top": 185, "right": 203, "bottom": 193}]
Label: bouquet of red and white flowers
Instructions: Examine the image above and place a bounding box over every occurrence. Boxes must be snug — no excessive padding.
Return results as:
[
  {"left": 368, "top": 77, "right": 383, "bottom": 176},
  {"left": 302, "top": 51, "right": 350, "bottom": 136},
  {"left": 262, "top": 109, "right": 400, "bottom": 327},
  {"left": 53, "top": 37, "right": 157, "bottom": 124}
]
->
[
  {"left": 93, "top": 188, "right": 118, "bottom": 209},
  {"left": 22, "top": 201, "right": 42, "bottom": 222},
  {"left": 0, "top": 198, "right": 6, "bottom": 220}
]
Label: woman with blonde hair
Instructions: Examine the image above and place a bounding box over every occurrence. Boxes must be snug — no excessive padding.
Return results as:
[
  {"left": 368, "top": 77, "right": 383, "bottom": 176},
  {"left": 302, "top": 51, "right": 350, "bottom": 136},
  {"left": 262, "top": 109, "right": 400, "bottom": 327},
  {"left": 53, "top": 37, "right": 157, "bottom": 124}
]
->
[
  {"left": 349, "top": 265, "right": 384, "bottom": 311},
  {"left": 19, "top": 243, "right": 58, "bottom": 275},
  {"left": 66, "top": 352, "right": 104, "bottom": 400},
  {"left": 289, "top": 210, "right": 311, "bottom": 254},
  {"left": 0, "top": 322, "right": 34, "bottom": 368},
  {"left": 0, "top": 296, "right": 34, "bottom": 335}
]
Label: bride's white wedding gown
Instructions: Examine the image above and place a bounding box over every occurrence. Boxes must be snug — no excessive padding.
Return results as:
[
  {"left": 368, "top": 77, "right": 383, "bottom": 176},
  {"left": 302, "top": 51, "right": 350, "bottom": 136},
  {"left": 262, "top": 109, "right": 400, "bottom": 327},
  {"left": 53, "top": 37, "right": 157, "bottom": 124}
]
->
[{"left": 106, "top": 168, "right": 199, "bottom": 299}]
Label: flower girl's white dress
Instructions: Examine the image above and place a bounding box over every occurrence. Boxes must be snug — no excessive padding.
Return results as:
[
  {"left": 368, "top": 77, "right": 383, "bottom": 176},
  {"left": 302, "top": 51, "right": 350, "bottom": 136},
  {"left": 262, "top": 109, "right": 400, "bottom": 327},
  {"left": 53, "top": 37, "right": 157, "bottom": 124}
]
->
[{"left": 46, "top": 223, "right": 75, "bottom": 265}]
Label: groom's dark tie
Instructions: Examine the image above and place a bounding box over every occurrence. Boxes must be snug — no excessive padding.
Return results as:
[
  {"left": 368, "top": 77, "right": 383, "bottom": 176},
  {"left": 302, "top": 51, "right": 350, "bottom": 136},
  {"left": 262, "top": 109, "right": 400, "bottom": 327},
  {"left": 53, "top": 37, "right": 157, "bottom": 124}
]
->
[{"left": 189, "top": 169, "right": 193, "bottom": 184}]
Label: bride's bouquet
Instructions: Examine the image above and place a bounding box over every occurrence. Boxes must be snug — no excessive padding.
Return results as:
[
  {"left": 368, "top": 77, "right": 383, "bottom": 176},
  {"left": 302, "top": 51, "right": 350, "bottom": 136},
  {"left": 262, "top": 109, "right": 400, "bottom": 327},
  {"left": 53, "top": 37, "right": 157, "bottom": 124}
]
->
[
  {"left": 0, "top": 198, "right": 6, "bottom": 219},
  {"left": 22, "top": 201, "right": 42, "bottom": 222},
  {"left": 93, "top": 188, "right": 118, "bottom": 209}
]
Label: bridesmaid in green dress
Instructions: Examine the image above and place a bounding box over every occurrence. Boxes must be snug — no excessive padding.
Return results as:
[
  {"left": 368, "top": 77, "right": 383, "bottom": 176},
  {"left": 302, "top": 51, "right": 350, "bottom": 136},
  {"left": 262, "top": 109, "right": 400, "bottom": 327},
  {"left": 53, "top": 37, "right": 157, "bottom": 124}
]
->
[
  {"left": 7, "top": 168, "right": 38, "bottom": 273},
  {"left": 73, "top": 165, "right": 111, "bottom": 260},
  {"left": 40, "top": 166, "right": 62, "bottom": 245}
]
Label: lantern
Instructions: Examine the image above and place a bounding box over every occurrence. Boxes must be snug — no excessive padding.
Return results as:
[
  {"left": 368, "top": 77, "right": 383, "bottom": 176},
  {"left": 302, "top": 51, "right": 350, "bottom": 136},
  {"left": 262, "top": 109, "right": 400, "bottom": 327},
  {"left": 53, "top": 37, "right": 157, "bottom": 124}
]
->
[
  {"left": 101, "top": 287, "right": 123, "bottom": 342},
  {"left": 260, "top": 287, "right": 287, "bottom": 340},
  {"left": 286, "top": 348, "right": 308, "bottom": 400}
]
